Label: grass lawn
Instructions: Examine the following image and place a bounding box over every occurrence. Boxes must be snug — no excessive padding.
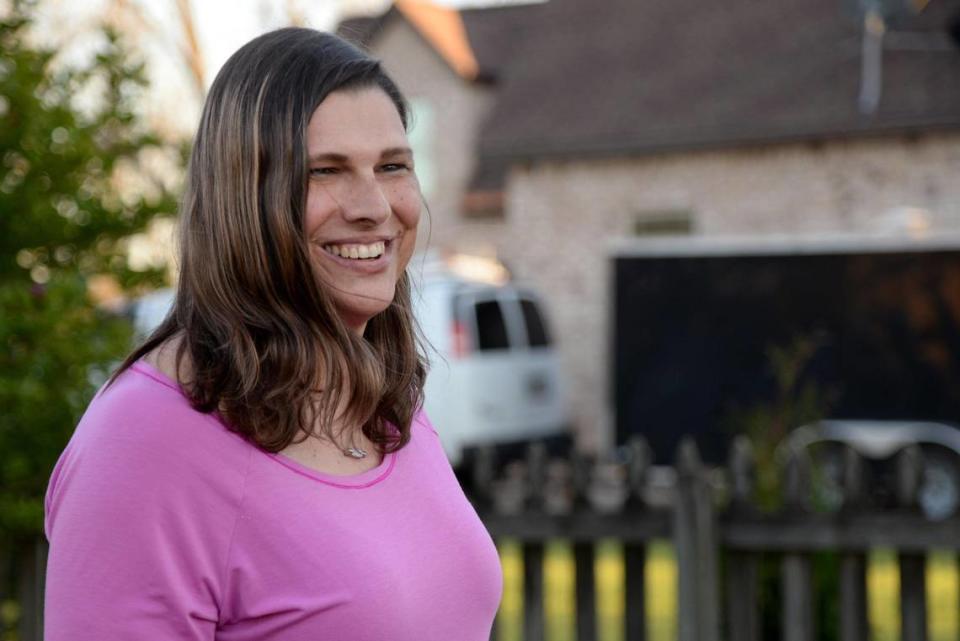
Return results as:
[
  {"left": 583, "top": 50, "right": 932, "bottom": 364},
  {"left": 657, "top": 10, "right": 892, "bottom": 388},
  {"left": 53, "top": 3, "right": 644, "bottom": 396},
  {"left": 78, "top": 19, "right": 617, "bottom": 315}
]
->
[{"left": 495, "top": 540, "right": 958, "bottom": 641}]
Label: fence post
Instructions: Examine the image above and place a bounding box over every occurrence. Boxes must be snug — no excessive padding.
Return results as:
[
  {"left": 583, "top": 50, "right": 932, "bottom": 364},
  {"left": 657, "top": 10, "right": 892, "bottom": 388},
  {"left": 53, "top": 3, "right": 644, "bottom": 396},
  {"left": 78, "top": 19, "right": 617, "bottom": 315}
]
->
[
  {"left": 627, "top": 436, "right": 652, "bottom": 508},
  {"left": 17, "top": 538, "right": 47, "bottom": 641},
  {"left": 625, "top": 436, "right": 651, "bottom": 641},
  {"left": 624, "top": 542, "right": 647, "bottom": 641},
  {"left": 526, "top": 442, "right": 548, "bottom": 511},
  {"left": 567, "top": 448, "right": 595, "bottom": 641},
  {"left": 523, "top": 443, "right": 548, "bottom": 641},
  {"left": 523, "top": 540, "right": 545, "bottom": 641},
  {"left": 839, "top": 445, "right": 868, "bottom": 641},
  {"left": 473, "top": 444, "right": 497, "bottom": 511},
  {"left": 726, "top": 436, "right": 759, "bottom": 641},
  {"left": 897, "top": 445, "right": 927, "bottom": 641},
  {"left": 675, "top": 438, "right": 719, "bottom": 641},
  {"left": 574, "top": 540, "right": 596, "bottom": 641},
  {"left": 781, "top": 446, "right": 815, "bottom": 641}
]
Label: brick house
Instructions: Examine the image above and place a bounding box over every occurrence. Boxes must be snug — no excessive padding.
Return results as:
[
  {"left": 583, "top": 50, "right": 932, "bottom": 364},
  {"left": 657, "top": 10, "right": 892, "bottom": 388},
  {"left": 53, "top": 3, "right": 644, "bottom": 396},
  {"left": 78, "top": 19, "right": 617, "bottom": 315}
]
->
[{"left": 340, "top": 0, "right": 960, "bottom": 451}]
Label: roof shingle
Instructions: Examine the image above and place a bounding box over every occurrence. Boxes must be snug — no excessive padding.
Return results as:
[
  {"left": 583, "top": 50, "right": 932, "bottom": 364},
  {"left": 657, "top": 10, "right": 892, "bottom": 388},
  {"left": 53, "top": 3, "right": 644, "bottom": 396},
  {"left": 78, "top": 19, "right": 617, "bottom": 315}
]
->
[{"left": 476, "top": 0, "right": 960, "bottom": 159}]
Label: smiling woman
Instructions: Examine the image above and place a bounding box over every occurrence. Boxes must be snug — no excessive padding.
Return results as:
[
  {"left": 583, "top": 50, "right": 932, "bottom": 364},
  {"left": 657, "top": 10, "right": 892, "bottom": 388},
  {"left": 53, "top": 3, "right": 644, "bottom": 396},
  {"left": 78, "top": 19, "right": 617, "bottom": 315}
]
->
[
  {"left": 304, "top": 88, "right": 421, "bottom": 331},
  {"left": 42, "top": 28, "right": 502, "bottom": 640}
]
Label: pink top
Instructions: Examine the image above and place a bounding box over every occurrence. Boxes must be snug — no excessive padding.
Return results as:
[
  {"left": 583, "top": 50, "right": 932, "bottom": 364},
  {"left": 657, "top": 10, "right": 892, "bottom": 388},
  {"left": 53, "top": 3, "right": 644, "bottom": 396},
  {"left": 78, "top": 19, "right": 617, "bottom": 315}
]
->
[{"left": 44, "top": 361, "right": 502, "bottom": 640}]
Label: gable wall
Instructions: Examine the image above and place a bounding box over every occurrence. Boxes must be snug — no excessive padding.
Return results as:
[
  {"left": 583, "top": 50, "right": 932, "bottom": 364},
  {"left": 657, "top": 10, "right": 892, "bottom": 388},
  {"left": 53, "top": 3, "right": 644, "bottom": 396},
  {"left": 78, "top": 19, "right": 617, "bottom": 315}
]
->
[{"left": 371, "top": 20, "right": 507, "bottom": 255}]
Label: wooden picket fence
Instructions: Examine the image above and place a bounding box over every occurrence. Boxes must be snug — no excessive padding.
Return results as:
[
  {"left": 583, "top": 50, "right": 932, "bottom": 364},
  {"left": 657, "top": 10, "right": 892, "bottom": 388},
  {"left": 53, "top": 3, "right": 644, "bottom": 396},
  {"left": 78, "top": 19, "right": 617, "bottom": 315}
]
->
[
  {"left": 470, "top": 435, "right": 960, "bottom": 641},
  {"left": 9, "top": 433, "right": 960, "bottom": 641}
]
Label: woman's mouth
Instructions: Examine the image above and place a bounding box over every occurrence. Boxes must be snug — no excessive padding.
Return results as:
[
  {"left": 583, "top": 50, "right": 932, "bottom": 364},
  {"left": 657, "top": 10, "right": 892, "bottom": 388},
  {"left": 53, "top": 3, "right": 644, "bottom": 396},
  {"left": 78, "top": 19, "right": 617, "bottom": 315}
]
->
[{"left": 322, "top": 240, "right": 387, "bottom": 260}]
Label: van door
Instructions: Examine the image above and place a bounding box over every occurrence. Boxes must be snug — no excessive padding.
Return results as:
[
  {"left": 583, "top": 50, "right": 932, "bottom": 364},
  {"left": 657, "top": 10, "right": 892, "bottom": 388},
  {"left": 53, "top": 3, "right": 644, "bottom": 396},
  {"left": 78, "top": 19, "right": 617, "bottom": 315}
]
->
[
  {"left": 454, "top": 288, "right": 566, "bottom": 444},
  {"left": 513, "top": 292, "right": 568, "bottom": 435}
]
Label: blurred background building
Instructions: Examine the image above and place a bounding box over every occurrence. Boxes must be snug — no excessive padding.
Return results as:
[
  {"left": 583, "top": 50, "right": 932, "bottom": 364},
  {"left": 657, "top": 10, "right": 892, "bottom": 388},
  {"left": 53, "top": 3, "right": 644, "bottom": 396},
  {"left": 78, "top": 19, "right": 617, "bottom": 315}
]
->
[
  {"left": 335, "top": 0, "right": 960, "bottom": 451},
  {"left": 9, "top": 0, "right": 960, "bottom": 454}
]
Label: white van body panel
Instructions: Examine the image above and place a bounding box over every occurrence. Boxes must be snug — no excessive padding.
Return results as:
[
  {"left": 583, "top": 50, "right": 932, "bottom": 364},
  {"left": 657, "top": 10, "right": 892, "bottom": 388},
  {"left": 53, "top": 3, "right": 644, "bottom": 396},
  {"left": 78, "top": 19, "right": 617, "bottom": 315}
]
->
[{"left": 412, "top": 270, "right": 569, "bottom": 465}]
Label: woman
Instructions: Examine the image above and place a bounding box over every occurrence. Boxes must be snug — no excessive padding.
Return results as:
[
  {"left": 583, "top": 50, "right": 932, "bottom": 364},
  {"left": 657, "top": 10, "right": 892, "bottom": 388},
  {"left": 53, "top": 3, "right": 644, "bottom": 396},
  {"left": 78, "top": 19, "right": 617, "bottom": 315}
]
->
[{"left": 43, "top": 28, "right": 503, "bottom": 640}]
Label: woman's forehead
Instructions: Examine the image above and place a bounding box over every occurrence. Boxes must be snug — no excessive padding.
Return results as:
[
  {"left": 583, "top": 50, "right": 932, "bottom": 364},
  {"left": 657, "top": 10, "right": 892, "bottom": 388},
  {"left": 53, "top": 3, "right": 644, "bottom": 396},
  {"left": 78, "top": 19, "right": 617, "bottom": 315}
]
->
[{"left": 306, "top": 87, "right": 408, "bottom": 157}]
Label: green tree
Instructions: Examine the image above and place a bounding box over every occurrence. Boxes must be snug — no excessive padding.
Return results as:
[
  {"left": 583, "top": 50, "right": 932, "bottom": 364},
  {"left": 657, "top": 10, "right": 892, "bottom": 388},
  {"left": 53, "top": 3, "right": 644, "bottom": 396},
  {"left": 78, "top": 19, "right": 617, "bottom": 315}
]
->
[{"left": 0, "top": 0, "right": 180, "bottom": 574}]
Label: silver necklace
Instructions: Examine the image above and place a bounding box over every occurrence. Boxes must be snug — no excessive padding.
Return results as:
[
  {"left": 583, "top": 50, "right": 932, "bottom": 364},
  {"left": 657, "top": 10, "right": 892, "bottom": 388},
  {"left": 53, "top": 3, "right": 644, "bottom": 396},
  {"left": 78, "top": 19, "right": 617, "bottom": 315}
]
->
[{"left": 343, "top": 446, "right": 368, "bottom": 459}]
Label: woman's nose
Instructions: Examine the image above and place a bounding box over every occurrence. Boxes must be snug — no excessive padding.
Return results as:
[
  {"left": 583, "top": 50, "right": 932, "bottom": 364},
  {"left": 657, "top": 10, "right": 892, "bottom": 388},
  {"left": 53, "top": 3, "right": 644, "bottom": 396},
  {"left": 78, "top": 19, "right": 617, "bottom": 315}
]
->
[{"left": 340, "top": 173, "right": 391, "bottom": 224}]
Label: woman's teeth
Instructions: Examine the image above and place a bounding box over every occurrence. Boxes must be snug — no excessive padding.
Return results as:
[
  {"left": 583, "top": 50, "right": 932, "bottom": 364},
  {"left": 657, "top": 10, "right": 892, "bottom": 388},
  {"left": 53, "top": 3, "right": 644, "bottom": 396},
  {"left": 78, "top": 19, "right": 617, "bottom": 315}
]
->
[{"left": 322, "top": 241, "right": 386, "bottom": 260}]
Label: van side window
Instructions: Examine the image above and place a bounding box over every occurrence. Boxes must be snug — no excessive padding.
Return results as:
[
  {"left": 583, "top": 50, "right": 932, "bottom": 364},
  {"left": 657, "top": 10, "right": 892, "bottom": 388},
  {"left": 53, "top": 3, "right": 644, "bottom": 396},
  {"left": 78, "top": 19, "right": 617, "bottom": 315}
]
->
[
  {"left": 520, "top": 299, "right": 551, "bottom": 347},
  {"left": 475, "top": 300, "right": 510, "bottom": 351}
]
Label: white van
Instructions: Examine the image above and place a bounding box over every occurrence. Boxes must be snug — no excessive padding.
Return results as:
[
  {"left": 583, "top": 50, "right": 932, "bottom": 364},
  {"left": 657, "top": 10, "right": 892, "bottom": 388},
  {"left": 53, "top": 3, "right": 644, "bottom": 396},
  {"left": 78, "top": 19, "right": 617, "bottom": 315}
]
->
[
  {"left": 129, "top": 255, "right": 571, "bottom": 470},
  {"left": 411, "top": 257, "right": 570, "bottom": 469}
]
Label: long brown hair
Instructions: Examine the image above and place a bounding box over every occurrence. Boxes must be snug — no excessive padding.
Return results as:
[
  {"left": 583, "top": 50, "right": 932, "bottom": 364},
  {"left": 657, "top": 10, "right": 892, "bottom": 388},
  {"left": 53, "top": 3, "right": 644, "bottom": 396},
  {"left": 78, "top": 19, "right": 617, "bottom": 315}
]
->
[{"left": 114, "top": 28, "right": 427, "bottom": 454}]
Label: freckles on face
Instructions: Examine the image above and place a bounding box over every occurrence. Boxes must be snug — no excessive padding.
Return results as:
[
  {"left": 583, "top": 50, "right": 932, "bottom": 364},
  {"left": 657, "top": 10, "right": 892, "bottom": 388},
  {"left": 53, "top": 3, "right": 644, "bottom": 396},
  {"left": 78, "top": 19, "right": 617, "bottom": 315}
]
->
[{"left": 303, "top": 87, "right": 421, "bottom": 332}]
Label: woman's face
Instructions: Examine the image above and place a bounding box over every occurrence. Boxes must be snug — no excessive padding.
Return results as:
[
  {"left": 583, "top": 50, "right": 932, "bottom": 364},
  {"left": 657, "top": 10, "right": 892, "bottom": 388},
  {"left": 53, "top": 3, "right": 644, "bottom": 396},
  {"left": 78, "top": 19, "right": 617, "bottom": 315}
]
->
[{"left": 303, "top": 86, "right": 421, "bottom": 333}]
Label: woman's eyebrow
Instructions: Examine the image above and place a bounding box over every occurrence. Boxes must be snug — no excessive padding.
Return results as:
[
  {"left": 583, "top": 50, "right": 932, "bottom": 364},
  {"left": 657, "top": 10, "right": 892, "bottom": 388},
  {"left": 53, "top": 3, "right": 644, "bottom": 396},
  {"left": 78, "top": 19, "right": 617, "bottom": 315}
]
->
[
  {"left": 380, "top": 146, "right": 413, "bottom": 158},
  {"left": 307, "top": 147, "right": 413, "bottom": 163},
  {"left": 307, "top": 152, "right": 349, "bottom": 163}
]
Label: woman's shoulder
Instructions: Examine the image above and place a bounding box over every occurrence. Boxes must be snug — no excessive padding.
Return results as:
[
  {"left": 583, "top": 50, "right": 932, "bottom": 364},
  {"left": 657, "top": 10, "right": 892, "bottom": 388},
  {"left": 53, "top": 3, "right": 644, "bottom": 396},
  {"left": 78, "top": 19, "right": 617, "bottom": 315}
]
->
[
  {"left": 49, "top": 352, "right": 252, "bottom": 505},
  {"left": 405, "top": 409, "right": 449, "bottom": 466},
  {"left": 410, "top": 407, "right": 441, "bottom": 440},
  {"left": 82, "top": 357, "right": 233, "bottom": 453},
  {"left": 83, "top": 335, "right": 225, "bottom": 449},
  {"left": 45, "top": 357, "right": 253, "bottom": 541}
]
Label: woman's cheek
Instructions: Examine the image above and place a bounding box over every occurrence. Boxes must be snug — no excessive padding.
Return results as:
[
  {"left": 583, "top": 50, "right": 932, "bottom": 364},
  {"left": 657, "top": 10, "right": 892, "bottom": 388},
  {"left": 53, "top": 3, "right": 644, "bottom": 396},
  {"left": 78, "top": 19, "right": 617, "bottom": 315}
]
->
[{"left": 399, "top": 181, "right": 422, "bottom": 228}]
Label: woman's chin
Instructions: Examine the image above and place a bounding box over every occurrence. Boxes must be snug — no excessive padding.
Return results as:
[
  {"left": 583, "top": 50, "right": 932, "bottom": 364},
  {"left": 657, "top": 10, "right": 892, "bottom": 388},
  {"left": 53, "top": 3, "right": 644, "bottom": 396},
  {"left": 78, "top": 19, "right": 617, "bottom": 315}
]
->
[{"left": 333, "top": 294, "right": 394, "bottom": 332}]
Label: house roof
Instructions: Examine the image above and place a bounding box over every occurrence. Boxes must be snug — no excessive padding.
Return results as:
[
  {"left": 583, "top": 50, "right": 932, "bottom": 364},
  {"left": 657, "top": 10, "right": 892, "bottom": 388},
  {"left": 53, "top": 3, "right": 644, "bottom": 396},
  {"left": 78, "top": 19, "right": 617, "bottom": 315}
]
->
[
  {"left": 477, "top": 0, "right": 960, "bottom": 160},
  {"left": 336, "top": 10, "right": 392, "bottom": 47},
  {"left": 337, "top": 1, "right": 502, "bottom": 81},
  {"left": 458, "top": 4, "right": 543, "bottom": 81},
  {"left": 395, "top": 1, "right": 479, "bottom": 79},
  {"left": 339, "top": 0, "right": 960, "bottom": 166},
  {"left": 337, "top": 2, "right": 541, "bottom": 82}
]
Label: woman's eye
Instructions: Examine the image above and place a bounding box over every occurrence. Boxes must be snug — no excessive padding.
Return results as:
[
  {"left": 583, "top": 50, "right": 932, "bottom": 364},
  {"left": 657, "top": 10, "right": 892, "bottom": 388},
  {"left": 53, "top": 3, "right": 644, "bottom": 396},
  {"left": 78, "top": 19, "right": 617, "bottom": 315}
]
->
[
  {"left": 381, "top": 163, "right": 409, "bottom": 172},
  {"left": 310, "top": 167, "right": 339, "bottom": 176}
]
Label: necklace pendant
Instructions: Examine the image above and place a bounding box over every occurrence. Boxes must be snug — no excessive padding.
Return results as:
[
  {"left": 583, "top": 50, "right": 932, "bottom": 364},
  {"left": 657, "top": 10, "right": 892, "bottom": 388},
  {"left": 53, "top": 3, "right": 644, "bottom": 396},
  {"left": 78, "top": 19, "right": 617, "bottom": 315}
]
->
[{"left": 344, "top": 446, "right": 368, "bottom": 459}]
